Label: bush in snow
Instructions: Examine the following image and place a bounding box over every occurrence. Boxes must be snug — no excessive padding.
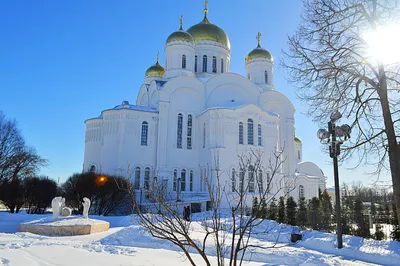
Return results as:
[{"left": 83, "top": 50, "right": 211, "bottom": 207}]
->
[
  {"left": 24, "top": 176, "right": 58, "bottom": 214},
  {"left": 0, "top": 178, "right": 24, "bottom": 213}
]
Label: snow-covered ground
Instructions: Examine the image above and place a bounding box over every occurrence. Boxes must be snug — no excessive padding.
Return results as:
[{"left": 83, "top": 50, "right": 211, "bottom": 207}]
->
[{"left": 0, "top": 211, "right": 399, "bottom": 266}]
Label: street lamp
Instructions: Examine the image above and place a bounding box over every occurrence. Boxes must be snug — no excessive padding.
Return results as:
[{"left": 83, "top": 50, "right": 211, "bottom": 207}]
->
[{"left": 317, "top": 110, "right": 351, "bottom": 249}]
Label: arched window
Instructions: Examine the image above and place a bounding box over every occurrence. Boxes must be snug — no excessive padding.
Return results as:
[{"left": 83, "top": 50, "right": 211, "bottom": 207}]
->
[
  {"left": 247, "top": 119, "right": 254, "bottom": 145},
  {"left": 266, "top": 172, "right": 271, "bottom": 187},
  {"left": 248, "top": 165, "right": 255, "bottom": 192},
  {"left": 89, "top": 165, "right": 96, "bottom": 173},
  {"left": 298, "top": 150, "right": 301, "bottom": 160},
  {"left": 247, "top": 73, "right": 250, "bottom": 79},
  {"left": 212, "top": 56, "right": 217, "bottom": 73},
  {"left": 221, "top": 59, "right": 224, "bottom": 73},
  {"left": 173, "top": 169, "right": 178, "bottom": 191},
  {"left": 187, "top": 115, "right": 192, "bottom": 149},
  {"left": 299, "top": 185, "right": 304, "bottom": 199},
  {"left": 177, "top": 114, "right": 183, "bottom": 148},
  {"left": 239, "top": 168, "right": 244, "bottom": 193},
  {"left": 141, "top": 121, "right": 148, "bottom": 146},
  {"left": 134, "top": 167, "right": 141, "bottom": 190},
  {"left": 231, "top": 169, "right": 236, "bottom": 192},
  {"left": 181, "top": 169, "right": 186, "bottom": 191},
  {"left": 144, "top": 167, "right": 150, "bottom": 190},
  {"left": 258, "top": 124, "right": 262, "bottom": 146},
  {"left": 258, "top": 170, "right": 263, "bottom": 191},
  {"left": 265, "top": 71, "right": 268, "bottom": 83},
  {"left": 239, "top": 122, "right": 244, "bottom": 144},
  {"left": 182, "top": 55, "right": 186, "bottom": 69},
  {"left": 203, "top": 123, "right": 206, "bottom": 148},
  {"left": 189, "top": 170, "right": 193, "bottom": 191},
  {"left": 202, "top": 55, "right": 207, "bottom": 72},
  {"left": 195, "top": 55, "right": 198, "bottom": 72}
]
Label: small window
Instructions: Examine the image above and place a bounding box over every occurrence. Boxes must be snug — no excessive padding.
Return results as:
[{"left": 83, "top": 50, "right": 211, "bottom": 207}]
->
[
  {"left": 258, "top": 170, "right": 263, "bottom": 191},
  {"left": 248, "top": 119, "right": 254, "bottom": 145},
  {"left": 247, "top": 73, "right": 250, "bottom": 79},
  {"left": 298, "top": 150, "right": 301, "bottom": 160},
  {"left": 239, "top": 168, "right": 244, "bottom": 193},
  {"left": 266, "top": 172, "right": 271, "bottom": 186},
  {"left": 182, "top": 55, "right": 186, "bottom": 69},
  {"left": 134, "top": 167, "right": 141, "bottom": 190},
  {"left": 258, "top": 124, "right": 262, "bottom": 146},
  {"left": 239, "top": 122, "right": 244, "bottom": 144},
  {"left": 177, "top": 114, "right": 183, "bottom": 149},
  {"left": 231, "top": 169, "right": 236, "bottom": 192},
  {"left": 221, "top": 59, "right": 224, "bottom": 73},
  {"left": 141, "top": 121, "right": 148, "bottom": 146},
  {"left": 195, "top": 55, "right": 198, "bottom": 72},
  {"left": 173, "top": 169, "right": 178, "bottom": 191},
  {"left": 189, "top": 170, "right": 193, "bottom": 191},
  {"left": 89, "top": 165, "right": 96, "bottom": 173},
  {"left": 248, "top": 166, "right": 255, "bottom": 192},
  {"left": 181, "top": 169, "right": 186, "bottom": 191},
  {"left": 202, "top": 55, "right": 207, "bottom": 72},
  {"left": 203, "top": 123, "right": 206, "bottom": 148},
  {"left": 299, "top": 185, "right": 304, "bottom": 199},
  {"left": 187, "top": 115, "right": 192, "bottom": 149},
  {"left": 265, "top": 71, "right": 268, "bottom": 83},
  {"left": 212, "top": 56, "right": 217, "bottom": 73},
  {"left": 144, "top": 167, "right": 150, "bottom": 190}
]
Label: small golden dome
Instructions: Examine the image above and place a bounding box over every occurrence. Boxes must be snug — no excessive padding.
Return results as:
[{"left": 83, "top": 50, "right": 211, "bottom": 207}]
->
[
  {"left": 166, "top": 30, "right": 195, "bottom": 46},
  {"left": 294, "top": 136, "right": 302, "bottom": 144},
  {"left": 145, "top": 61, "right": 165, "bottom": 77},
  {"left": 246, "top": 45, "right": 273, "bottom": 63},
  {"left": 187, "top": 16, "right": 230, "bottom": 49}
]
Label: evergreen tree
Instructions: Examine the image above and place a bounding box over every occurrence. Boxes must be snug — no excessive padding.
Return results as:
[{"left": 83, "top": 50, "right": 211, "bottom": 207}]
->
[
  {"left": 307, "top": 197, "right": 321, "bottom": 230},
  {"left": 286, "top": 196, "right": 297, "bottom": 226},
  {"left": 278, "top": 196, "right": 286, "bottom": 224},
  {"left": 260, "top": 197, "right": 267, "bottom": 219},
  {"left": 354, "top": 198, "right": 370, "bottom": 238},
  {"left": 374, "top": 223, "right": 385, "bottom": 240},
  {"left": 252, "top": 197, "right": 259, "bottom": 217},
  {"left": 390, "top": 202, "right": 400, "bottom": 241},
  {"left": 385, "top": 203, "right": 391, "bottom": 224},
  {"left": 297, "top": 197, "right": 307, "bottom": 227},
  {"left": 320, "top": 190, "right": 333, "bottom": 231},
  {"left": 391, "top": 203, "right": 398, "bottom": 225},
  {"left": 268, "top": 198, "right": 278, "bottom": 221}
]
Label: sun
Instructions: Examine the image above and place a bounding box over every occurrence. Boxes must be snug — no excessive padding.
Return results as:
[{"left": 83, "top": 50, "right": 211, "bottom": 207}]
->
[{"left": 364, "top": 24, "right": 400, "bottom": 64}]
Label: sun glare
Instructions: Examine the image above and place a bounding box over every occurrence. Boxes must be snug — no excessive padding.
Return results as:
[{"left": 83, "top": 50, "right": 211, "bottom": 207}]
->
[{"left": 364, "top": 24, "right": 400, "bottom": 64}]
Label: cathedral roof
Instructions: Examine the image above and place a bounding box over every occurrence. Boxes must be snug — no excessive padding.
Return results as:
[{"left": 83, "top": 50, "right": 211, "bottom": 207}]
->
[
  {"left": 246, "top": 45, "right": 273, "bottom": 63},
  {"left": 145, "top": 61, "right": 165, "bottom": 77},
  {"left": 166, "top": 30, "right": 195, "bottom": 46}
]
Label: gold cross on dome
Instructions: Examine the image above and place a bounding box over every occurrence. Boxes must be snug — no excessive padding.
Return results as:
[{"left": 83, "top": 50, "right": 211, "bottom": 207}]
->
[
  {"left": 180, "top": 14, "right": 184, "bottom": 30},
  {"left": 156, "top": 51, "right": 160, "bottom": 62},
  {"left": 204, "top": 0, "right": 208, "bottom": 10},
  {"left": 256, "top": 32, "right": 262, "bottom": 47}
]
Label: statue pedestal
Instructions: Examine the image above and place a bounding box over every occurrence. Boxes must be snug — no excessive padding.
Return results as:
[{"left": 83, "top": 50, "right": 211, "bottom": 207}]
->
[{"left": 18, "top": 217, "right": 109, "bottom": 236}]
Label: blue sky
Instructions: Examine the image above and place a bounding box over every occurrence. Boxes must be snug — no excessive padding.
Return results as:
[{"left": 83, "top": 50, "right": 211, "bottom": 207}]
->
[{"left": 0, "top": 0, "right": 391, "bottom": 186}]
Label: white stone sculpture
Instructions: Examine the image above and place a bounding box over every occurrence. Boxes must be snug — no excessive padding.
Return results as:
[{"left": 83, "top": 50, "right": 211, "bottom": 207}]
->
[
  {"left": 51, "top": 197, "right": 63, "bottom": 220},
  {"left": 61, "top": 207, "right": 72, "bottom": 217},
  {"left": 82, "top": 197, "right": 91, "bottom": 219},
  {"left": 59, "top": 197, "right": 66, "bottom": 215}
]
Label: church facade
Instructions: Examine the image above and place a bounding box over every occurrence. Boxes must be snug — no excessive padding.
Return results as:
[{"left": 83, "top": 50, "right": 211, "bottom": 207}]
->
[{"left": 83, "top": 5, "right": 326, "bottom": 210}]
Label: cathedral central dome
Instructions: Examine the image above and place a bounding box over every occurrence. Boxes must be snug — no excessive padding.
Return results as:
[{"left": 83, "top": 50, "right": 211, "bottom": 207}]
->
[{"left": 187, "top": 16, "right": 230, "bottom": 49}]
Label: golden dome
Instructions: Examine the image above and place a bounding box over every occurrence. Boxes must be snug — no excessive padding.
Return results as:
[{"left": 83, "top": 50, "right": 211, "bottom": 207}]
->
[
  {"left": 145, "top": 61, "right": 165, "bottom": 77},
  {"left": 187, "top": 16, "right": 230, "bottom": 49},
  {"left": 246, "top": 45, "right": 273, "bottom": 63},
  {"left": 294, "top": 136, "right": 302, "bottom": 144},
  {"left": 166, "top": 30, "right": 195, "bottom": 46}
]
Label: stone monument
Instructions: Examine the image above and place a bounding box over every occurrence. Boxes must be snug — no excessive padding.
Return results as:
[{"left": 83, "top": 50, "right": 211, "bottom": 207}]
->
[{"left": 82, "top": 197, "right": 91, "bottom": 219}]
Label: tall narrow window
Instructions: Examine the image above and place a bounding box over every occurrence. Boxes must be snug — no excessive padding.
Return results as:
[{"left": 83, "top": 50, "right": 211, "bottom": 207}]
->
[
  {"left": 195, "top": 56, "right": 198, "bottom": 72},
  {"left": 144, "top": 167, "right": 150, "bottom": 190},
  {"left": 231, "top": 169, "right": 236, "bottom": 192},
  {"left": 266, "top": 172, "right": 271, "bottom": 187},
  {"left": 187, "top": 115, "right": 192, "bottom": 149},
  {"left": 177, "top": 114, "right": 183, "bottom": 148},
  {"left": 134, "top": 167, "right": 141, "bottom": 190},
  {"left": 173, "top": 169, "right": 178, "bottom": 191},
  {"left": 221, "top": 59, "right": 224, "bottom": 73},
  {"left": 239, "top": 122, "right": 244, "bottom": 144},
  {"left": 298, "top": 150, "right": 301, "bottom": 160},
  {"left": 189, "top": 170, "right": 193, "bottom": 191},
  {"left": 239, "top": 168, "right": 244, "bottom": 193},
  {"left": 299, "top": 185, "right": 304, "bottom": 199},
  {"left": 248, "top": 166, "right": 255, "bottom": 192},
  {"left": 203, "top": 123, "right": 206, "bottom": 148},
  {"left": 202, "top": 55, "right": 207, "bottom": 72},
  {"left": 247, "top": 119, "right": 254, "bottom": 145},
  {"left": 265, "top": 71, "right": 268, "bottom": 83},
  {"left": 258, "top": 170, "right": 263, "bottom": 191},
  {"left": 258, "top": 124, "right": 262, "bottom": 146},
  {"left": 212, "top": 56, "right": 217, "bottom": 73},
  {"left": 141, "top": 121, "right": 148, "bottom": 146},
  {"left": 182, "top": 55, "right": 186, "bottom": 69},
  {"left": 181, "top": 169, "right": 186, "bottom": 191}
]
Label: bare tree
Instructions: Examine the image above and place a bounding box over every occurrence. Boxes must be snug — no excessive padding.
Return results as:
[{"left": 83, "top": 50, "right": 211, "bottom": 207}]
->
[
  {"left": 120, "top": 149, "right": 294, "bottom": 266},
  {"left": 282, "top": 0, "right": 400, "bottom": 225}
]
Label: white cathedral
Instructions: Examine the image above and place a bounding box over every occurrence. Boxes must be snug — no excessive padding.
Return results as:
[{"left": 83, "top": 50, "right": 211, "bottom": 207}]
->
[{"left": 83, "top": 5, "right": 326, "bottom": 211}]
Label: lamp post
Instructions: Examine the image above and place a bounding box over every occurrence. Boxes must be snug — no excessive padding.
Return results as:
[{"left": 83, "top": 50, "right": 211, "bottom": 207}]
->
[{"left": 317, "top": 111, "right": 351, "bottom": 249}]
